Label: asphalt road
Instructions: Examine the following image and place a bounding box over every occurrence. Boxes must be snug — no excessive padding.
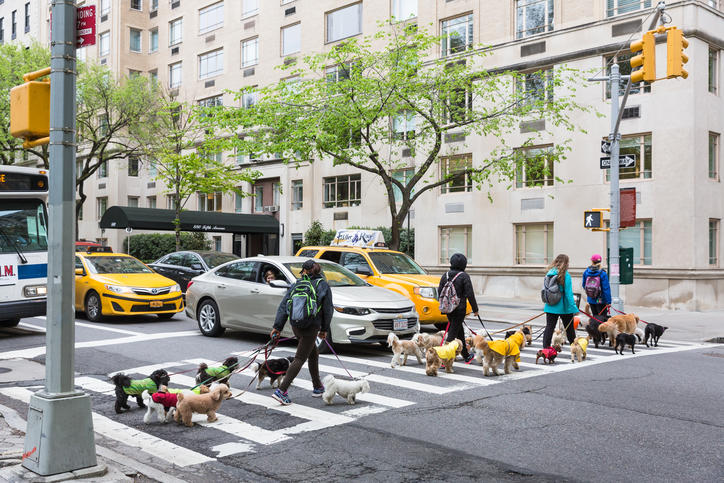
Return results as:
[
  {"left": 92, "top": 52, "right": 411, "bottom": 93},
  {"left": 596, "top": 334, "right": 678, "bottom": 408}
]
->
[{"left": 0, "top": 312, "right": 721, "bottom": 482}]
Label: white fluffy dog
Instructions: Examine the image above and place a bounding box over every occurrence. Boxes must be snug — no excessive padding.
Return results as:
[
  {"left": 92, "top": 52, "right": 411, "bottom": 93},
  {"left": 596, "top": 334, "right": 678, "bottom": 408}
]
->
[
  {"left": 322, "top": 374, "right": 370, "bottom": 405},
  {"left": 387, "top": 333, "right": 424, "bottom": 367},
  {"left": 142, "top": 390, "right": 172, "bottom": 423}
]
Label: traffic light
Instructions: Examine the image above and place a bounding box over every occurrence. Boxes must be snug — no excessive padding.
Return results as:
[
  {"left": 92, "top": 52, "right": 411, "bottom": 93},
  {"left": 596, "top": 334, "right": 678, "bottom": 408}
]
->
[
  {"left": 10, "top": 67, "right": 51, "bottom": 149},
  {"left": 630, "top": 31, "right": 656, "bottom": 83},
  {"left": 666, "top": 26, "right": 689, "bottom": 79}
]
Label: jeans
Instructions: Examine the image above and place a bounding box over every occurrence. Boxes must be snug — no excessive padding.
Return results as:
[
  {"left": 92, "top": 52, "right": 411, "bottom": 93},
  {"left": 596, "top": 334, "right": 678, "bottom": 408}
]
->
[
  {"left": 278, "top": 325, "right": 323, "bottom": 392},
  {"left": 444, "top": 311, "right": 470, "bottom": 359},
  {"left": 543, "top": 312, "right": 576, "bottom": 348}
]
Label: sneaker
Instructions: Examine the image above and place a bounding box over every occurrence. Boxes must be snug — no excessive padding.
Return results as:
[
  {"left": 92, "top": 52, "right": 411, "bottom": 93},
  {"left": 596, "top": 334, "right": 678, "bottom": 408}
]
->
[
  {"left": 311, "top": 386, "right": 324, "bottom": 397},
  {"left": 464, "top": 353, "right": 475, "bottom": 363},
  {"left": 272, "top": 388, "right": 291, "bottom": 405}
]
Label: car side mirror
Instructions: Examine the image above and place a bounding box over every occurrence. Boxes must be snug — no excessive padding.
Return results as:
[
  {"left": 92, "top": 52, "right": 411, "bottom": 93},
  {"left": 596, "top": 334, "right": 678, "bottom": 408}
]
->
[
  {"left": 269, "top": 280, "right": 290, "bottom": 289},
  {"left": 190, "top": 263, "right": 204, "bottom": 271},
  {"left": 355, "top": 266, "right": 372, "bottom": 276},
  {"left": 75, "top": 268, "right": 85, "bottom": 276}
]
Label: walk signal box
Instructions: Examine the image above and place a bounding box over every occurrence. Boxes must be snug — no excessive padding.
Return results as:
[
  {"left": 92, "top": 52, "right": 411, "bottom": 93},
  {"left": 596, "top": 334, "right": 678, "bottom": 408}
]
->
[
  {"left": 10, "top": 68, "right": 51, "bottom": 148},
  {"left": 584, "top": 210, "right": 603, "bottom": 229},
  {"left": 608, "top": 247, "right": 634, "bottom": 285}
]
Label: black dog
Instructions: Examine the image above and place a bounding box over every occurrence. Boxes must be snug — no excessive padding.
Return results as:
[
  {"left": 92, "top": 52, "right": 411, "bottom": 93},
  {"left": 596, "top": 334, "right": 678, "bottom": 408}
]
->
[
  {"left": 644, "top": 323, "right": 668, "bottom": 347},
  {"left": 196, "top": 356, "right": 239, "bottom": 386},
  {"left": 253, "top": 356, "right": 295, "bottom": 390},
  {"left": 585, "top": 319, "right": 608, "bottom": 348},
  {"left": 615, "top": 333, "right": 636, "bottom": 355},
  {"left": 111, "top": 369, "right": 170, "bottom": 414}
]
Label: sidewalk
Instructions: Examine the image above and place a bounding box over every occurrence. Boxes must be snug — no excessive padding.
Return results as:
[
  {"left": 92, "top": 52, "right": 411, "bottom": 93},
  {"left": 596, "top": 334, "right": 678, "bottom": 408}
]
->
[{"left": 474, "top": 295, "right": 724, "bottom": 343}]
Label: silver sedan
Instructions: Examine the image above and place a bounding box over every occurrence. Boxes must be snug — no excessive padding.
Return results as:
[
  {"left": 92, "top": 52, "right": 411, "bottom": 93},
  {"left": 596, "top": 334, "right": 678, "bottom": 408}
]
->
[{"left": 185, "top": 256, "right": 419, "bottom": 351}]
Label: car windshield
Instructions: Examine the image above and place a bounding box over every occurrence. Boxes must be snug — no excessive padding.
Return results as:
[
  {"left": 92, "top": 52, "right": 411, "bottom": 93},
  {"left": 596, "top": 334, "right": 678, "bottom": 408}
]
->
[
  {"left": 84, "top": 256, "right": 153, "bottom": 274},
  {"left": 284, "top": 262, "right": 367, "bottom": 287},
  {"left": 201, "top": 252, "right": 238, "bottom": 268},
  {"left": 368, "top": 252, "right": 426, "bottom": 275}
]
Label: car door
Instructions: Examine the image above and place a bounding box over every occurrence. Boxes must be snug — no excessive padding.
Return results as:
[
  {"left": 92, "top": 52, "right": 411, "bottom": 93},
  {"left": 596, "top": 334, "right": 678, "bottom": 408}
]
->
[
  {"left": 212, "top": 261, "right": 259, "bottom": 330},
  {"left": 74, "top": 256, "right": 89, "bottom": 310},
  {"left": 176, "top": 253, "right": 205, "bottom": 291},
  {"left": 243, "top": 262, "right": 291, "bottom": 332},
  {"left": 151, "top": 254, "right": 182, "bottom": 284}
]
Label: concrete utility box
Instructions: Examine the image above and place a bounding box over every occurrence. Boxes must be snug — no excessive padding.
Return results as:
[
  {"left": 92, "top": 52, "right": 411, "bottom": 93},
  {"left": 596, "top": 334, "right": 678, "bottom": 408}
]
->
[{"left": 10, "top": 80, "right": 50, "bottom": 140}]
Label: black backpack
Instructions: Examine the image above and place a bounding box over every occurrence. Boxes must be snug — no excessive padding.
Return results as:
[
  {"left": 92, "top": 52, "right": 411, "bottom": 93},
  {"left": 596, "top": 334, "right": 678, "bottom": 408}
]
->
[
  {"left": 287, "top": 276, "right": 323, "bottom": 328},
  {"left": 541, "top": 274, "right": 563, "bottom": 305}
]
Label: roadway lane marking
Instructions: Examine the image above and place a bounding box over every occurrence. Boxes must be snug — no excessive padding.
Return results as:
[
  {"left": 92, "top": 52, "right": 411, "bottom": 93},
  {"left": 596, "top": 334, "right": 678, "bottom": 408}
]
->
[
  {"left": 0, "top": 387, "right": 214, "bottom": 467},
  {"left": 31, "top": 316, "right": 143, "bottom": 336},
  {"left": 17, "top": 322, "right": 46, "bottom": 332}
]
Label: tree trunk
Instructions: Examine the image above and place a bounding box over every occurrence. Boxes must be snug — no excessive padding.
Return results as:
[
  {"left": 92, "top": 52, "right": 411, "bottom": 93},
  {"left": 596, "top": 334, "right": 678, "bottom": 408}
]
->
[
  {"left": 389, "top": 218, "right": 401, "bottom": 252},
  {"left": 174, "top": 205, "right": 181, "bottom": 251}
]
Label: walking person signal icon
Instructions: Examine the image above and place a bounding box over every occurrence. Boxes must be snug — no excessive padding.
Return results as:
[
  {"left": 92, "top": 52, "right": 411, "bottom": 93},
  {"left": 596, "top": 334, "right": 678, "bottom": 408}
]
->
[{"left": 583, "top": 210, "right": 603, "bottom": 229}]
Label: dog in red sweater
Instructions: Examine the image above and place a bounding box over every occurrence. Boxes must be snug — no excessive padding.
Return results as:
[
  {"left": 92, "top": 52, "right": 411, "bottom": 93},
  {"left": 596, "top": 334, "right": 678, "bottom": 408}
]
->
[
  {"left": 535, "top": 344, "right": 561, "bottom": 365},
  {"left": 142, "top": 385, "right": 209, "bottom": 423}
]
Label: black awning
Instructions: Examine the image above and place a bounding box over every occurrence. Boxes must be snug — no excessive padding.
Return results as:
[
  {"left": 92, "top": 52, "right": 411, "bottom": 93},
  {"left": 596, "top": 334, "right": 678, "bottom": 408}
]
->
[{"left": 99, "top": 206, "right": 279, "bottom": 234}]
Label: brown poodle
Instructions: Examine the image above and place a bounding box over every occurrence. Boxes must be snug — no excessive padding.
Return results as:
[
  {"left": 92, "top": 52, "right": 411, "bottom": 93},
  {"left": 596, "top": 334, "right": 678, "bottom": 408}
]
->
[{"left": 174, "top": 384, "right": 232, "bottom": 427}]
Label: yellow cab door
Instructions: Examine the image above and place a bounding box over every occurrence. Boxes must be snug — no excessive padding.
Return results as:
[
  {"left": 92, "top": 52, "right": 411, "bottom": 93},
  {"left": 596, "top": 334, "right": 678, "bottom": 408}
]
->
[{"left": 74, "top": 256, "right": 89, "bottom": 310}]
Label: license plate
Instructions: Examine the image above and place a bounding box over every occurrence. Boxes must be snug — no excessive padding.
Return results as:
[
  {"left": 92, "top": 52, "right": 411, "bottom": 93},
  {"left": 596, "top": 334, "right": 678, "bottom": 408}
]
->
[
  {"left": 149, "top": 301, "right": 163, "bottom": 308},
  {"left": 393, "top": 318, "right": 407, "bottom": 331}
]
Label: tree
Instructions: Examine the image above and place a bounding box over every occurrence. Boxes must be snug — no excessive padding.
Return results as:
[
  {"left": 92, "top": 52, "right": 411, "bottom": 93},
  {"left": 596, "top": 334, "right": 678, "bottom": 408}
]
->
[
  {"left": 203, "top": 23, "right": 590, "bottom": 250},
  {"left": 134, "top": 95, "right": 260, "bottom": 250}
]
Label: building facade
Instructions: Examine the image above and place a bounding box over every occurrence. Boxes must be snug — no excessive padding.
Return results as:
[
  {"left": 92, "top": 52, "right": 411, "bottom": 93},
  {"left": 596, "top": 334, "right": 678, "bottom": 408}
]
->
[{"left": 6, "top": 0, "right": 724, "bottom": 309}]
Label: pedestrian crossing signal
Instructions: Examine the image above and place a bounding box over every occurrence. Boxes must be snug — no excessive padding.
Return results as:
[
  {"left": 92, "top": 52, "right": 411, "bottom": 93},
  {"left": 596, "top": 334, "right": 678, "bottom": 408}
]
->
[{"left": 584, "top": 210, "right": 603, "bottom": 230}]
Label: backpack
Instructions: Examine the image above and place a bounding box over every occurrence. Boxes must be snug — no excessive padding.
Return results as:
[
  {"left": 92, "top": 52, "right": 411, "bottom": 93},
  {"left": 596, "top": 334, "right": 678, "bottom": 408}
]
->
[
  {"left": 584, "top": 272, "right": 602, "bottom": 299},
  {"left": 287, "top": 276, "right": 323, "bottom": 328},
  {"left": 541, "top": 273, "right": 563, "bottom": 305},
  {"left": 438, "top": 272, "right": 462, "bottom": 314}
]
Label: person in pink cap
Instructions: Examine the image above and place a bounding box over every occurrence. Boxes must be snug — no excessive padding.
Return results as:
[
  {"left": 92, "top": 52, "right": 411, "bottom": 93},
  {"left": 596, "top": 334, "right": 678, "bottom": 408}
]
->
[{"left": 582, "top": 254, "right": 611, "bottom": 321}]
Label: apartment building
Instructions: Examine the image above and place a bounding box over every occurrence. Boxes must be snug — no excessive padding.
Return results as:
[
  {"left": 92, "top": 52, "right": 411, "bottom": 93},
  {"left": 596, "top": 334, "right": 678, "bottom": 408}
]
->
[
  {"left": 7, "top": 0, "right": 724, "bottom": 309},
  {"left": 0, "top": 0, "right": 48, "bottom": 46}
]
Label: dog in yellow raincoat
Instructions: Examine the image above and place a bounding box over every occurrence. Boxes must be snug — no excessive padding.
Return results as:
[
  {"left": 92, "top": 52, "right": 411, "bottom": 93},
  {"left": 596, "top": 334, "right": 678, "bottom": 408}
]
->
[
  {"left": 425, "top": 339, "right": 463, "bottom": 376},
  {"left": 467, "top": 330, "right": 526, "bottom": 377},
  {"left": 570, "top": 335, "right": 590, "bottom": 363}
]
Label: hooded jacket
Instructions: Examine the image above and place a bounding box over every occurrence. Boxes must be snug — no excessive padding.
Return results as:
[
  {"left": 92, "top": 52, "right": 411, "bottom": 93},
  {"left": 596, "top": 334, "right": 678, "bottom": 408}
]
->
[
  {"left": 437, "top": 253, "right": 478, "bottom": 315},
  {"left": 582, "top": 266, "right": 612, "bottom": 305},
  {"left": 433, "top": 340, "right": 460, "bottom": 360},
  {"left": 543, "top": 268, "right": 578, "bottom": 315},
  {"left": 273, "top": 273, "right": 333, "bottom": 332},
  {"left": 487, "top": 332, "right": 524, "bottom": 362}
]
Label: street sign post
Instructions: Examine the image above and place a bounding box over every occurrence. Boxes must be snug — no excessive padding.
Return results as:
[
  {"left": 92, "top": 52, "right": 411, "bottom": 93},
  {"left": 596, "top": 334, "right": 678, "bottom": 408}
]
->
[
  {"left": 600, "top": 154, "right": 636, "bottom": 169},
  {"left": 76, "top": 5, "right": 96, "bottom": 48},
  {"left": 601, "top": 140, "right": 612, "bottom": 154}
]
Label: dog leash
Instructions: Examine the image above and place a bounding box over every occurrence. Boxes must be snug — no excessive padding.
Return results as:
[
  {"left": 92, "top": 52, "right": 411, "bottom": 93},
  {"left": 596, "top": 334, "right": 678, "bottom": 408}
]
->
[
  {"left": 324, "top": 338, "right": 358, "bottom": 380},
  {"left": 488, "top": 312, "right": 545, "bottom": 335},
  {"left": 608, "top": 306, "right": 650, "bottom": 325},
  {"left": 440, "top": 321, "right": 451, "bottom": 346},
  {"left": 475, "top": 314, "right": 494, "bottom": 341}
]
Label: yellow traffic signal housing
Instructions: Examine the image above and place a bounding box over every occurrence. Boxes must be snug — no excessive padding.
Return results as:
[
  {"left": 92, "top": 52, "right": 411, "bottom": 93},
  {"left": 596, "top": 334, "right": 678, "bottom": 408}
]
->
[
  {"left": 630, "top": 31, "right": 656, "bottom": 83},
  {"left": 666, "top": 27, "right": 689, "bottom": 79},
  {"left": 10, "top": 67, "right": 51, "bottom": 148}
]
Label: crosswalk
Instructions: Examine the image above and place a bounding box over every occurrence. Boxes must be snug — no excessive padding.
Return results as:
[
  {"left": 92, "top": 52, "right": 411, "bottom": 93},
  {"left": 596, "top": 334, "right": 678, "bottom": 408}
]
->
[{"left": 0, "top": 334, "right": 710, "bottom": 467}]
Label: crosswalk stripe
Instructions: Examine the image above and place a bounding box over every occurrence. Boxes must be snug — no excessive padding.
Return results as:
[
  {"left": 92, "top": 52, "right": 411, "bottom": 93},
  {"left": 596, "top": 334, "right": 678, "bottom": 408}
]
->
[
  {"left": 0, "top": 387, "right": 214, "bottom": 467},
  {"left": 288, "top": 377, "right": 413, "bottom": 408}
]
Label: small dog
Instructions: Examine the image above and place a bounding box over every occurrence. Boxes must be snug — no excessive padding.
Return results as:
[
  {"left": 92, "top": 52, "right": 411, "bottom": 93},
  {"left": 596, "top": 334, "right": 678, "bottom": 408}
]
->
[
  {"left": 570, "top": 336, "right": 590, "bottom": 363},
  {"left": 504, "top": 330, "right": 516, "bottom": 339},
  {"left": 644, "top": 323, "right": 668, "bottom": 347},
  {"left": 413, "top": 331, "right": 446, "bottom": 351},
  {"left": 252, "top": 356, "right": 294, "bottom": 389},
  {"left": 174, "top": 384, "right": 232, "bottom": 427},
  {"left": 425, "top": 339, "right": 462, "bottom": 376},
  {"left": 597, "top": 321, "right": 619, "bottom": 347},
  {"left": 468, "top": 331, "right": 525, "bottom": 376},
  {"left": 321, "top": 374, "right": 370, "bottom": 405},
  {"left": 387, "top": 333, "right": 424, "bottom": 367},
  {"left": 142, "top": 385, "right": 209, "bottom": 423},
  {"left": 522, "top": 325, "right": 533, "bottom": 345},
  {"left": 552, "top": 328, "right": 567, "bottom": 347},
  {"left": 536, "top": 345, "right": 561, "bottom": 364},
  {"left": 615, "top": 333, "right": 636, "bottom": 355},
  {"left": 585, "top": 319, "right": 608, "bottom": 348},
  {"left": 111, "top": 369, "right": 170, "bottom": 414},
  {"left": 196, "top": 356, "right": 238, "bottom": 386},
  {"left": 609, "top": 313, "right": 639, "bottom": 335}
]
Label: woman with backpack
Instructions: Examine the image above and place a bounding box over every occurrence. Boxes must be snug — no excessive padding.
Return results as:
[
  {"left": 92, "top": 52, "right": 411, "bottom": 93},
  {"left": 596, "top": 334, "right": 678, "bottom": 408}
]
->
[
  {"left": 437, "top": 253, "right": 478, "bottom": 363},
  {"left": 542, "top": 254, "right": 578, "bottom": 348},
  {"left": 582, "top": 254, "right": 611, "bottom": 322},
  {"left": 270, "top": 260, "right": 333, "bottom": 405}
]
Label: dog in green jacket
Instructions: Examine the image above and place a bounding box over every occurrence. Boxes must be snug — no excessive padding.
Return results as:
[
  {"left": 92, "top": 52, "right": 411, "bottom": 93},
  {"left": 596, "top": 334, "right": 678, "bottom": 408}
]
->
[
  {"left": 111, "top": 369, "right": 170, "bottom": 414},
  {"left": 195, "top": 356, "right": 238, "bottom": 386}
]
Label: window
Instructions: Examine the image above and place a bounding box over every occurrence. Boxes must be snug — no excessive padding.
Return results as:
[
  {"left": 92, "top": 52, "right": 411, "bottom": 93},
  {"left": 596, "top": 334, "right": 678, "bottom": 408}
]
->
[
  {"left": 709, "top": 47, "right": 719, "bottom": 94},
  {"left": 199, "top": 2, "right": 223, "bottom": 34},
  {"left": 99, "top": 31, "right": 110, "bottom": 56},
  {"left": 148, "top": 159, "right": 157, "bottom": 176},
  {"left": 710, "top": 132, "right": 720, "bottom": 180},
  {"left": 199, "top": 49, "right": 223, "bottom": 79},
  {"left": 439, "top": 226, "right": 472, "bottom": 264},
  {"left": 606, "top": 0, "right": 651, "bottom": 17},
  {"left": 235, "top": 192, "right": 243, "bottom": 212},
  {"left": 128, "top": 69, "right": 141, "bottom": 78},
  {"left": 169, "top": 18, "right": 182, "bottom": 46},
  {"left": 605, "top": 133, "right": 652, "bottom": 180},
  {"left": 326, "top": 63, "right": 352, "bottom": 83},
  {"left": 392, "top": 0, "right": 417, "bottom": 20},
  {"left": 710, "top": 219, "right": 720, "bottom": 266},
  {"left": 151, "top": 0, "right": 158, "bottom": 12},
  {"left": 441, "top": 14, "right": 473, "bottom": 57},
  {"left": 242, "top": 0, "right": 258, "bottom": 18},
  {"left": 392, "top": 111, "right": 416, "bottom": 140},
  {"left": 167, "top": 195, "right": 177, "bottom": 210},
  {"left": 129, "top": 28, "right": 141, "bottom": 52},
  {"left": 291, "top": 180, "right": 303, "bottom": 210},
  {"left": 254, "top": 186, "right": 263, "bottom": 212},
  {"left": 217, "top": 261, "right": 256, "bottom": 281},
  {"left": 97, "top": 197, "right": 108, "bottom": 219},
  {"left": 24, "top": 2, "right": 29, "bottom": 33},
  {"left": 128, "top": 157, "right": 139, "bottom": 176},
  {"left": 605, "top": 52, "right": 651, "bottom": 98},
  {"left": 281, "top": 23, "right": 300, "bottom": 56},
  {"left": 149, "top": 28, "right": 158, "bottom": 52},
  {"left": 127, "top": 196, "right": 139, "bottom": 208},
  {"left": 606, "top": 220, "right": 652, "bottom": 265},
  {"left": 169, "top": 62, "right": 182, "bottom": 88},
  {"left": 518, "top": 69, "right": 554, "bottom": 104},
  {"left": 447, "top": 86, "right": 473, "bottom": 123},
  {"left": 98, "top": 114, "right": 109, "bottom": 136},
  {"left": 214, "top": 236, "right": 222, "bottom": 252},
  {"left": 440, "top": 155, "right": 472, "bottom": 193},
  {"left": 326, "top": 3, "right": 362, "bottom": 43},
  {"left": 392, "top": 168, "right": 414, "bottom": 202},
  {"left": 149, "top": 69, "right": 158, "bottom": 83},
  {"left": 242, "top": 90, "right": 257, "bottom": 109},
  {"left": 147, "top": 196, "right": 156, "bottom": 209},
  {"left": 516, "top": 145, "right": 554, "bottom": 188},
  {"left": 100, "top": 0, "right": 111, "bottom": 16},
  {"left": 516, "top": 0, "right": 553, "bottom": 39},
  {"left": 199, "top": 95, "right": 223, "bottom": 107},
  {"left": 11, "top": 10, "right": 16, "bottom": 39},
  {"left": 98, "top": 160, "right": 108, "bottom": 178},
  {"left": 1, "top": 18, "right": 4, "bottom": 44},
  {"left": 199, "top": 192, "right": 223, "bottom": 212},
  {"left": 323, "top": 174, "right": 361, "bottom": 207},
  {"left": 241, "top": 37, "right": 258, "bottom": 67},
  {"left": 272, "top": 182, "right": 281, "bottom": 208},
  {"left": 131, "top": 0, "right": 142, "bottom": 11},
  {"left": 515, "top": 223, "right": 553, "bottom": 264}
]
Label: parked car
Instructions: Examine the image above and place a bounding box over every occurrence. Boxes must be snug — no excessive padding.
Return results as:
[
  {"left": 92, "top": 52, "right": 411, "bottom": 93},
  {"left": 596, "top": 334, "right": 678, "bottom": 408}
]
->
[
  {"left": 185, "top": 256, "right": 419, "bottom": 352},
  {"left": 75, "top": 251, "right": 183, "bottom": 322},
  {"left": 148, "top": 251, "right": 239, "bottom": 293}
]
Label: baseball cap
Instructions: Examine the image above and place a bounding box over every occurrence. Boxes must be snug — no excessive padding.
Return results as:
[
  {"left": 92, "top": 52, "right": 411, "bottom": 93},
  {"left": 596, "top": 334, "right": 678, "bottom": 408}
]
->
[
  {"left": 302, "top": 259, "right": 316, "bottom": 271},
  {"left": 591, "top": 254, "right": 602, "bottom": 263}
]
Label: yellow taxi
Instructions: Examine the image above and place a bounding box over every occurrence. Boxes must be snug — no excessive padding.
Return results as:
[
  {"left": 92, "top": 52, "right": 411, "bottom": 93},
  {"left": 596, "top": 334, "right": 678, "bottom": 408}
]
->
[
  {"left": 296, "top": 231, "right": 455, "bottom": 326},
  {"left": 74, "top": 250, "right": 184, "bottom": 321}
]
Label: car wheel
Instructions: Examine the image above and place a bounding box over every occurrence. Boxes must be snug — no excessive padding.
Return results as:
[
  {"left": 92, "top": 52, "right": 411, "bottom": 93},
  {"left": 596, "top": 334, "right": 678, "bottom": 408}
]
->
[
  {"left": 197, "top": 299, "right": 224, "bottom": 337},
  {"left": 0, "top": 318, "right": 20, "bottom": 328},
  {"left": 316, "top": 331, "right": 333, "bottom": 354},
  {"left": 157, "top": 313, "right": 175, "bottom": 320},
  {"left": 85, "top": 291, "right": 103, "bottom": 322}
]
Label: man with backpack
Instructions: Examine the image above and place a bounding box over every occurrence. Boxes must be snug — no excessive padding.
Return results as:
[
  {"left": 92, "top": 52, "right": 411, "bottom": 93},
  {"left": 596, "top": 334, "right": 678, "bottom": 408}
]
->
[
  {"left": 270, "top": 260, "right": 333, "bottom": 405},
  {"left": 437, "top": 253, "right": 478, "bottom": 363},
  {"left": 582, "top": 253, "right": 611, "bottom": 322}
]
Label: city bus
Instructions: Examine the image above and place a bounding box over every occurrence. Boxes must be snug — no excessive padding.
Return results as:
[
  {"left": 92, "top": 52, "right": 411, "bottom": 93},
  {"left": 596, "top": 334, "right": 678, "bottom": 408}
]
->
[{"left": 0, "top": 166, "right": 49, "bottom": 327}]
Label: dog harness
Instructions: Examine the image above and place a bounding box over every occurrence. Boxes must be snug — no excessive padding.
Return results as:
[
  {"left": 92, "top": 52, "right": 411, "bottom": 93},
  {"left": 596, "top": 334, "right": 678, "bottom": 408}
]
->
[
  {"left": 122, "top": 378, "right": 158, "bottom": 395},
  {"left": 151, "top": 392, "right": 178, "bottom": 409},
  {"left": 575, "top": 337, "right": 589, "bottom": 352},
  {"left": 540, "top": 347, "right": 557, "bottom": 359},
  {"left": 433, "top": 341, "right": 459, "bottom": 360},
  {"left": 204, "top": 365, "right": 231, "bottom": 378},
  {"left": 488, "top": 332, "right": 524, "bottom": 362}
]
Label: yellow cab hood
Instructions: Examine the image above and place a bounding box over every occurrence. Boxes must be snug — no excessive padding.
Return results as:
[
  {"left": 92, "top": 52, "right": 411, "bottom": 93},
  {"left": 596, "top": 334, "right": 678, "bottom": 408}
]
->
[
  {"left": 377, "top": 273, "right": 440, "bottom": 288},
  {"left": 93, "top": 273, "right": 176, "bottom": 288}
]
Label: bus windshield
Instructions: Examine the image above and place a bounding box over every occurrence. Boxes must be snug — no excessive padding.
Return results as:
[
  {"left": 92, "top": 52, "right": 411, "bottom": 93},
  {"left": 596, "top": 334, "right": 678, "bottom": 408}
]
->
[{"left": 0, "top": 200, "right": 48, "bottom": 254}]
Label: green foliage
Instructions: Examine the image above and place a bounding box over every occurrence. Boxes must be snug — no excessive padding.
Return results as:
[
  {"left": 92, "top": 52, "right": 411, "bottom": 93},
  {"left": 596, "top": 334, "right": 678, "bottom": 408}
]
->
[
  {"left": 303, "top": 221, "right": 336, "bottom": 247},
  {"left": 122, "top": 232, "right": 210, "bottom": 262}
]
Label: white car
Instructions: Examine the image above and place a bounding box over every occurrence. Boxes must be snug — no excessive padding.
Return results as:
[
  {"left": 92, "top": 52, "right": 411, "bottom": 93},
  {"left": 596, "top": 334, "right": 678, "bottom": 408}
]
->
[{"left": 185, "top": 256, "right": 419, "bottom": 351}]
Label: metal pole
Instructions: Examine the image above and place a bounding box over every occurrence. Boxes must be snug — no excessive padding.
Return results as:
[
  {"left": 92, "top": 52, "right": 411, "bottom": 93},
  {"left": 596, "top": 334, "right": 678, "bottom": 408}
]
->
[
  {"left": 23, "top": 0, "right": 97, "bottom": 475},
  {"left": 609, "top": 64, "right": 623, "bottom": 314}
]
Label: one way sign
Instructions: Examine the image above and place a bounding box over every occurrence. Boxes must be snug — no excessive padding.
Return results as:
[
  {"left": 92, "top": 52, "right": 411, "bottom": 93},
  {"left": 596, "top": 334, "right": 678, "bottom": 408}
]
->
[{"left": 600, "top": 154, "right": 636, "bottom": 169}]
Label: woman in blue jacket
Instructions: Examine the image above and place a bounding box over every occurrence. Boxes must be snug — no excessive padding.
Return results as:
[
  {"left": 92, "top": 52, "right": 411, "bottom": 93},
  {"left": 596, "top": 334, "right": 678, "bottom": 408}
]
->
[
  {"left": 543, "top": 254, "right": 578, "bottom": 348},
  {"left": 581, "top": 254, "right": 611, "bottom": 321}
]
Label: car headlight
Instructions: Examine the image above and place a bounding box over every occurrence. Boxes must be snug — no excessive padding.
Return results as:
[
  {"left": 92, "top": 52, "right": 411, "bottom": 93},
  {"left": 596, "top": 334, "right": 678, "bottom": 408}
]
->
[
  {"left": 23, "top": 285, "right": 47, "bottom": 297},
  {"left": 105, "top": 284, "right": 134, "bottom": 294},
  {"left": 334, "top": 306, "right": 371, "bottom": 316},
  {"left": 414, "top": 287, "right": 437, "bottom": 299},
  {"left": 169, "top": 284, "right": 180, "bottom": 293}
]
